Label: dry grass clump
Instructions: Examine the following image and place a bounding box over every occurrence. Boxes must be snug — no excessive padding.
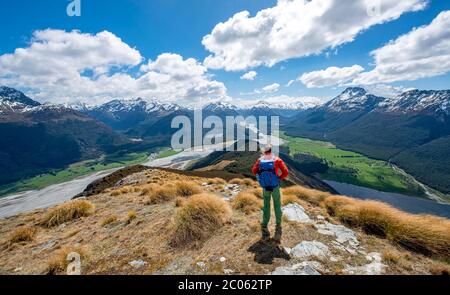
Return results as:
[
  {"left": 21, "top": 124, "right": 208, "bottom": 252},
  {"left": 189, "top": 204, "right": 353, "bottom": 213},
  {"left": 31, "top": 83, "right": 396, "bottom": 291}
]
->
[
  {"left": 126, "top": 211, "right": 137, "bottom": 224},
  {"left": 282, "top": 186, "right": 331, "bottom": 206},
  {"left": 143, "top": 184, "right": 178, "bottom": 205},
  {"left": 281, "top": 194, "right": 301, "bottom": 206},
  {"left": 171, "top": 193, "right": 232, "bottom": 247},
  {"left": 46, "top": 246, "right": 88, "bottom": 275},
  {"left": 232, "top": 193, "right": 263, "bottom": 214},
  {"left": 240, "top": 188, "right": 263, "bottom": 199},
  {"left": 429, "top": 262, "right": 450, "bottom": 275},
  {"left": 175, "top": 197, "right": 186, "bottom": 208},
  {"left": 101, "top": 215, "right": 118, "bottom": 227},
  {"left": 143, "top": 181, "right": 202, "bottom": 205},
  {"left": 242, "top": 178, "right": 255, "bottom": 186},
  {"left": 324, "top": 195, "right": 450, "bottom": 259},
  {"left": 6, "top": 226, "right": 37, "bottom": 245},
  {"left": 41, "top": 200, "right": 94, "bottom": 227},
  {"left": 110, "top": 191, "right": 121, "bottom": 197},
  {"left": 207, "top": 178, "right": 226, "bottom": 185},
  {"left": 173, "top": 180, "right": 203, "bottom": 197},
  {"left": 382, "top": 249, "right": 402, "bottom": 264},
  {"left": 229, "top": 178, "right": 243, "bottom": 185},
  {"left": 110, "top": 186, "right": 133, "bottom": 196}
]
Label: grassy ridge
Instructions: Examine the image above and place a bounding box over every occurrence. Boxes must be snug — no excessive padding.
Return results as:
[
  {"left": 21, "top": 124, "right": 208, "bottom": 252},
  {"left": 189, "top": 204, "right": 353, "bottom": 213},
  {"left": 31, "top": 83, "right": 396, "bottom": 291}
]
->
[{"left": 281, "top": 133, "right": 424, "bottom": 196}]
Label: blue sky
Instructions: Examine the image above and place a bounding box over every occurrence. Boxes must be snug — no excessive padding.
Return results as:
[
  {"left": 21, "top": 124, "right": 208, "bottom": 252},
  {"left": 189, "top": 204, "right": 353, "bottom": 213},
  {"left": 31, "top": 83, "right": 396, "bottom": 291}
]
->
[{"left": 0, "top": 0, "right": 449, "bottom": 106}]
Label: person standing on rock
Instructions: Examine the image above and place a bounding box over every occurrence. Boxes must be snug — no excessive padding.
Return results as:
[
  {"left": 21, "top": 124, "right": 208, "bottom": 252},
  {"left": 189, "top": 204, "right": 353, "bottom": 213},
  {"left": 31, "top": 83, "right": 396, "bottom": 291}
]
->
[{"left": 252, "top": 144, "right": 289, "bottom": 242}]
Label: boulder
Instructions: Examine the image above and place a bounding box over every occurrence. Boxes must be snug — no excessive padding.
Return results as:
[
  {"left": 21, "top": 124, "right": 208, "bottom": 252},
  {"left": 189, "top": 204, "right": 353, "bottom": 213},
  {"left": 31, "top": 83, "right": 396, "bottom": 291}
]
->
[
  {"left": 282, "top": 203, "right": 312, "bottom": 223},
  {"left": 291, "top": 241, "right": 330, "bottom": 259},
  {"left": 315, "top": 222, "right": 359, "bottom": 247},
  {"left": 271, "top": 261, "right": 322, "bottom": 275}
]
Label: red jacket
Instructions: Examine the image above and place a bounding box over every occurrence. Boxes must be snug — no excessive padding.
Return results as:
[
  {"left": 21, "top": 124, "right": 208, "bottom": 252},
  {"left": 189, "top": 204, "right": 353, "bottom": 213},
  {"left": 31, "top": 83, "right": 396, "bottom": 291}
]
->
[{"left": 252, "top": 156, "right": 289, "bottom": 180}]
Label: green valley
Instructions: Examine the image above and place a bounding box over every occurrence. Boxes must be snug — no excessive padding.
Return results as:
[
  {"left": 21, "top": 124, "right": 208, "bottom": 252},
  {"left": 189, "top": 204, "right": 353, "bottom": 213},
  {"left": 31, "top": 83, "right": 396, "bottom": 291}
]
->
[
  {"left": 281, "top": 133, "right": 425, "bottom": 197},
  {"left": 0, "top": 151, "right": 152, "bottom": 197}
]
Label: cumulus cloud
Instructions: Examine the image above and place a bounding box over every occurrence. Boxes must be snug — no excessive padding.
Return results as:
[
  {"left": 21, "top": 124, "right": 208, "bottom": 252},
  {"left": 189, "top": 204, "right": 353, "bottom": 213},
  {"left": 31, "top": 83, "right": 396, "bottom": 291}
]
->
[
  {"left": 202, "top": 0, "right": 427, "bottom": 71},
  {"left": 0, "top": 30, "right": 227, "bottom": 104},
  {"left": 259, "top": 83, "right": 280, "bottom": 93},
  {"left": 300, "top": 65, "right": 365, "bottom": 88},
  {"left": 240, "top": 71, "right": 258, "bottom": 80},
  {"left": 354, "top": 10, "right": 450, "bottom": 84}
]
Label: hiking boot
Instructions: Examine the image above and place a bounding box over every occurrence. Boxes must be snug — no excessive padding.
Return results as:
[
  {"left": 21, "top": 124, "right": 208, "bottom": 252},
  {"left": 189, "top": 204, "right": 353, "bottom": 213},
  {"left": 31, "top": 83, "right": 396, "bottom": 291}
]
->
[
  {"left": 274, "top": 225, "right": 282, "bottom": 243},
  {"left": 261, "top": 226, "right": 270, "bottom": 240}
]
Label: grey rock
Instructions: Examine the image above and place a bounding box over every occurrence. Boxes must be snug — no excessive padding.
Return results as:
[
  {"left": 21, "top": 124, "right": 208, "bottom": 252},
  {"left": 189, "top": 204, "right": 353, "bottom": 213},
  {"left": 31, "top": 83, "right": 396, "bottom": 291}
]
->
[
  {"left": 282, "top": 203, "right": 312, "bottom": 223},
  {"left": 344, "top": 253, "right": 386, "bottom": 275},
  {"left": 129, "top": 260, "right": 146, "bottom": 269},
  {"left": 196, "top": 261, "right": 207, "bottom": 270},
  {"left": 315, "top": 222, "right": 359, "bottom": 247},
  {"left": 291, "top": 241, "right": 330, "bottom": 259},
  {"left": 271, "top": 261, "right": 322, "bottom": 275}
]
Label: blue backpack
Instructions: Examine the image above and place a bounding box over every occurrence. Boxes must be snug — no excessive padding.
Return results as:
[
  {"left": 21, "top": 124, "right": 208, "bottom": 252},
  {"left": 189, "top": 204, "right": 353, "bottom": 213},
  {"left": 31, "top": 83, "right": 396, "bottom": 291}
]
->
[{"left": 257, "top": 157, "right": 280, "bottom": 191}]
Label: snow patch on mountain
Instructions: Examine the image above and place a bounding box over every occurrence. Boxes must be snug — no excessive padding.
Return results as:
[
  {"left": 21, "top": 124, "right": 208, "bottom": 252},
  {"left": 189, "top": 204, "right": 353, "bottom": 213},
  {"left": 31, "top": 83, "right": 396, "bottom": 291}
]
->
[
  {"left": 378, "top": 90, "right": 450, "bottom": 115},
  {"left": 325, "top": 87, "right": 384, "bottom": 112}
]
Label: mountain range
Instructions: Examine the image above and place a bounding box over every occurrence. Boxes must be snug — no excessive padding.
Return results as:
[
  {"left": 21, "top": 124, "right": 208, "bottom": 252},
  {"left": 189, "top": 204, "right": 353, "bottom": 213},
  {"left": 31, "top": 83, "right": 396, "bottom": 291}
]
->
[
  {"left": 0, "top": 87, "right": 131, "bottom": 185},
  {"left": 1, "top": 85, "right": 449, "bottom": 195},
  {"left": 285, "top": 87, "right": 450, "bottom": 194}
]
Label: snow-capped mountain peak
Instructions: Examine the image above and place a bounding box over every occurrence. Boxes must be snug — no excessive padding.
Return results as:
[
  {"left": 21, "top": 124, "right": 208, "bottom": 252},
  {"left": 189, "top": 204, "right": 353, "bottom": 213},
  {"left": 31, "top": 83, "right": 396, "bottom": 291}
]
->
[
  {"left": 93, "top": 97, "right": 180, "bottom": 114},
  {"left": 0, "top": 86, "right": 41, "bottom": 112},
  {"left": 203, "top": 101, "right": 238, "bottom": 112},
  {"left": 325, "top": 87, "right": 383, "bottom": 112}
]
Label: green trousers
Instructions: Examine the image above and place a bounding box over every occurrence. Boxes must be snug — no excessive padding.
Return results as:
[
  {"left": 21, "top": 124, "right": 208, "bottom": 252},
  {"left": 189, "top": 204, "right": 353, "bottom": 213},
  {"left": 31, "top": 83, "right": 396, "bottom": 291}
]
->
[{"left": 262, "top": 186, "right": 283, "bottom": 227}]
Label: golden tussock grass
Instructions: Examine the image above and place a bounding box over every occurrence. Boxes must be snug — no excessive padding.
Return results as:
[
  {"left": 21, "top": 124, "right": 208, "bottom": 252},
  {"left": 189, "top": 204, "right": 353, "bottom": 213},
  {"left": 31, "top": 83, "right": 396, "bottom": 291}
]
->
[
  {"left": 324, "top": 195, "right": 450, "bottom": 259},
  {"left": 282, "top": 186, "right": 331, "bottom": 206},
  {"left": 175, "top": 197, "right": 186, "bottom": 207},
  {"left": 143, "top": 181, "right": 202, "bottom": 204},
  {"left": 382, "top": 249, "right": 402, "bottom": 264},
  {"left": 143, "top": 184, "right": 178, "bottom": 204},
  {"left": 242, "top": 178, "right": 255, "bottom": 186},
  {"left": 207, "top": 178, "right": 226, "bottom": 185},
  {"left": 6, "top": 226, "right": 37, "bottom": 245},
  {"left": 126, "top": 211, "right": 137, "bottom": 224},
  {"left": 240, "top": 188, "right": 263, "bottom": 199},
  {"left": 101, "top": 215, "right": 118, "bottom": 227},
  {"left": 173, "top": 180, "right": 203, "bottom": 197},
  {"left": 110, "top": 191, "right": 121, "bottom": 197},
  {"left": 429, "top": 262, "right": 450, "bottom": 275},
  {"left": 281, "top": 194, "right": 301, "bottom": 206},
  {"left": 232, "top": 193, "right": 262, "bottom": 214},
  {"left": 41, "top": 200, "right": 94, "bottom": 227},
  {"left": 228, "top": 178, "right": 243, "bottom": 185},
  {"left": 170, "top": 193, "right": 232, "bottom": 247},
  {"left": 46, "top": 246, "right": 88, "bottom": 275}
]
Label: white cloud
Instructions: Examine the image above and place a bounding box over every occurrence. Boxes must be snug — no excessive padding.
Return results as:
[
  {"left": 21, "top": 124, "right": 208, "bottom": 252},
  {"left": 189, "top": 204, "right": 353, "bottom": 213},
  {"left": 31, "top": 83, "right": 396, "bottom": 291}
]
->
[
  {"left": 260, "top": 83, "right": 280, "bottom": 93},
  {"left": 286, "top": 80, "right": 295, "bottom": 87},
  {"left": 0, "top": 30, "right": 227, "bottom": 105},
  {"left": 137, "top": 53, "right": 227, "bottom": 103},
  {"left": 240, "top": 71, "right": 258, "bottom": 80},
  {"left": 300, "top": 65, "right": 365, "bottom": 88},
  {"left": 354, "top": 10, "right": 450, "bottom": 84},
  {"left": 202, "top": 0, "right": 427, "bottom": 71}
]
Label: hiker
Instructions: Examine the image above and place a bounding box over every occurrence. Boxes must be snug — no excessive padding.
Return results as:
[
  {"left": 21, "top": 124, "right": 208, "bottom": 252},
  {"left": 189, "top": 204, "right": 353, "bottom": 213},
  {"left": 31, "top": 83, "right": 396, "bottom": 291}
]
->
[{"left": 252, "top": 145, "right": 289, "bottom": 242}]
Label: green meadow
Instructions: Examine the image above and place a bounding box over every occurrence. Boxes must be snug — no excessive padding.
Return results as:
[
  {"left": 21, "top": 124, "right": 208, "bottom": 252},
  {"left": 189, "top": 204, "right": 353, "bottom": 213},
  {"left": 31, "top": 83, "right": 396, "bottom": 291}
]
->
[
  {"left": 156, "top": 149, "right": 182, "bottom": 159},
  {"left": 281, "top": 133, "right": 424, "bottom": 196}
]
